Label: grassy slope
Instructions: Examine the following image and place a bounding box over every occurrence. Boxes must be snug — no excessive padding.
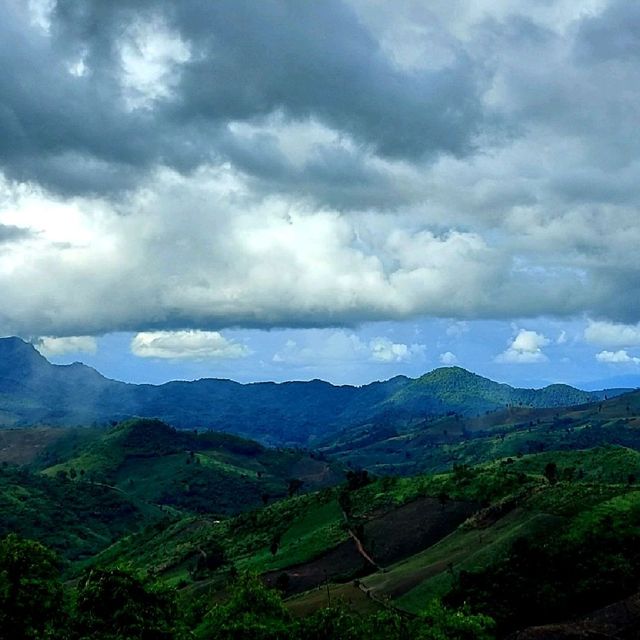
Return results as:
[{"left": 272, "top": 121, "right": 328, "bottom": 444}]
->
[
  {"left": 324, "top": 390, "right": 640, "bottom": 476},
  {"left": 0, "top": 465, "right": 165, "bottom": 562},
  {"left": 0, "top": 426, "right": 102, "bottom": 466},
  {"left": 41, "top": 418, "right": 343, "bottom": 515},
  {"left": 5, "top": 438, "right": 630, "bottom": 635},
  {"left": 362, "top": 509, "right": 561, "bottom": 611},
  {"left": 385, "top": 447, "right": 640, "bottom": 613},
  {"left": 282, "top": 446, "right": 640, "bottom": 617},
  {"left": 85, "top": 489, "right": 347, "bottom": 585},
  {"left": 5, "top": 408, "right": 640, "bottom": 627},
  {"left": 85, "top": 459, "right": 544, "bottom": 593}
]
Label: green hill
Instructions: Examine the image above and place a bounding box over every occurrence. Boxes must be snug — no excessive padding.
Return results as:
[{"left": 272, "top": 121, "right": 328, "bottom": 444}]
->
[
  {"left": 40, "top": 418, "right": 343, "bottom": 515},
  {"left": 0, "top": 337, "right": 628, "bottom": 446},
  {"left": 385, "top": 367, "right": 603, "bottom": 415},
  {"left": 322, "top": 388, "right": 640, "bottom": 476},
  {"left": 78, "top": 443, "right": 640, "bottom": 632},
  {"left": 0, "top": 464, "right": 165, "bottom": 562},
  {"left": 6, "top": 442, "right": 640, "bottom": 637}
]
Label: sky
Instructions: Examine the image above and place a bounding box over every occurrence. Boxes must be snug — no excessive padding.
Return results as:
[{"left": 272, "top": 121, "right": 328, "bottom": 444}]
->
[{"left": 1, "top": 0, "right": 640, "bottom": 389}]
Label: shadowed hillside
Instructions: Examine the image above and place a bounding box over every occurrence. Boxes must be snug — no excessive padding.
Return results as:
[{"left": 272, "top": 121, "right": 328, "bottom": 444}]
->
[
  {"left": 0, "top": 337, "right": 628, "bottom": 446},
  {"left": 321, "top": 387, "right": 640, "bottom": 475},
  {"left": 71, "top": 445, "right": 640, "bottom": 637},
  {"left": 36, "top": 418, "right": 343, "bottom": 515}
]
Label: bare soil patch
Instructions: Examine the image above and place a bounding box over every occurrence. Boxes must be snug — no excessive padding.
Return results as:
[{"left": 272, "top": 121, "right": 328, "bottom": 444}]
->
[
  {"left": 362, "top": 496, "right": 479, "bottom": 566},
  {"left": 263, "top": 538, "right": 370, "bottom": 595}
]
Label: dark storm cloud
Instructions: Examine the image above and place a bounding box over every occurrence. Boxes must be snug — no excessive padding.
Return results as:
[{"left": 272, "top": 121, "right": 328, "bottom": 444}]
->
[
  {"left": 0, "top": 0, "right": 488, "bottom": 199},
  {"left": 0, "top": 4, "right": 168, "bottom": 194},
  {"left": 1, "top": 0, "right": 640, "bottom": 339},
  {"left": 0, "top": 224, "right": 34, "bottom": 244},
  {"left": 165, "top": 0, "right": 485, "bottom": 158},
  {"left": 574, "top": 0, "right": 640, "bottom": 63},
  {"left": 216, "top": 128, "right": 421, "bottom": 210}
]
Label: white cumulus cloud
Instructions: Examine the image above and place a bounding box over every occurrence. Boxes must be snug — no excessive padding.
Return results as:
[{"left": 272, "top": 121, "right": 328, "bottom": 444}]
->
[
  {"left": 439, "top": 351, "right": 458, "bottom": 365},
  {"left": 496, "top": 329, "right": 550, "bottom": 364},
  {"left": 34, "top": 335, "right": 97, "bottom": 357},
  {"left": 595, "top": 350, "right": 640, "bottom": 365},
  {"left": 131, "top": 330, "right": 251, "bottom": 360},
  {"left": 585, "top": 321, "right": 640, "bottom": 348},
  {"left": 272, "top": 330, "right": 425, "bottom": 366},
  {"left": 369, "top": 337, "right": 425, "bottom": 363}
]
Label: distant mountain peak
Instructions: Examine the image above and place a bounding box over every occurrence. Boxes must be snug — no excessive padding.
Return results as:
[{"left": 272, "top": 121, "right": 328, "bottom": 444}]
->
[
  {"left": 416, "top": 366, "right": 493, "bottom": 384},
  {"left": 0, "top": 335, "right": 632, "bottom": 444},
  {"left": 423, "top": 366, "right": 479, "bottom": 376},
  {"left": 0, "top": 335, "right": 42, "bottom": 354},
  {"left": 0, "top": 336, "right": 49, "bottom": 372}
]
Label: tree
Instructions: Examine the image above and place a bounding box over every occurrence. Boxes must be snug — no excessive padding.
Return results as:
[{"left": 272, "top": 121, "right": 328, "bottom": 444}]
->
[
  {"left": 191, "top": 540, "right": 226, "bottom": 580},
  {"left": 345, "top": 469, "right": 372, "bottom": 491},
  {"left": 287, "top": 478, "right": 303, "bottom": 497},
  {"left": 0, "top": 534, "right": 65, "bottom": 640},
  {"left": 73, "top": 568, "right": 179, "bottom": 640},
  {"left": 275, "top": 572, "right": 290, "bottom": 593},
  {"left": 415, "top": 601, "right": 494, "bottom": 640},
  {"left": 197, "top": 574, "right": 291, "bottom": 640},
  {"left": 543, "top": 462, "right": 558, "bottom": 485}
]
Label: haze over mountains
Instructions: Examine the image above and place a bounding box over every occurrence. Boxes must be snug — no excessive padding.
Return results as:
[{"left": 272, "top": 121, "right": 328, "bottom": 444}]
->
[
  {"left": 4, "top": 333, "right": 640, "bottom": 638},
  {"left": 0, "top": 337, "right": 629, "bottom": 446}
]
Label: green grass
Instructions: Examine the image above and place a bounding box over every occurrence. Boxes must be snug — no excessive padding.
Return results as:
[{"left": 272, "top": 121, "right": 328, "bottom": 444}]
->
[
  {"left": 29, "top": 440, "right": 640, "bottom": 630},
  {"left": 40, "top": 418, "right": 344, "bottom": 516},
  {"left": 239, "top": 498, "right": 347, "bottom": 573},
  {"left": 394, "top": 509, "right": 564, "bottom": 612},
  {"left": 565, "top": 489, "right": 640, "bottom": 541},
  {"left": 0, "top": 465, "right": 165, "bottom": 563},
  {"left": 507, "top": 445, "right": 640, "bottom": 483},
  {"left": 85, "top": 489, "right": 345, "bottom": 583}
]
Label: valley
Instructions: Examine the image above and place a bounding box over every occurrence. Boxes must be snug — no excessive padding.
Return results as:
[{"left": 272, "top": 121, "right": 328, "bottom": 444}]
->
[{"left": 2, "top": 338, "right": 640, "bottom": 638}]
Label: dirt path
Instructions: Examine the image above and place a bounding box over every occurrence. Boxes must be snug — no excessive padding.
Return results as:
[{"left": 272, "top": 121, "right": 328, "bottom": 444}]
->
[
  {"left": 341, "top": 505, "right": 383, "bottom": 571},
  {"left": 266, "top": 496, "right": 478, "bottom": 600},
  {"left": 347, "top": 528, "right": 381, "bottom": 570}
]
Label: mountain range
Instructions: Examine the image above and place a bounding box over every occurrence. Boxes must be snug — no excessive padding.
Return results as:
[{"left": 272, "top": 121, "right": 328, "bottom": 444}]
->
[
  {"left": 0, "top": 336, "right": 630, "bottom": 446},
  {"left": 4, "top": 335, "right": 640, "bottom": 638}
]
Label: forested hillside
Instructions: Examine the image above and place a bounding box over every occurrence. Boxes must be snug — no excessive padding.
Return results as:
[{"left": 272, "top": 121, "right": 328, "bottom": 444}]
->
[
  {"left": 5, "top": 444, "right": 640, "bottom": 638},
  {"left": 0, "top": 337, "right": 626, "bottom": 446}
]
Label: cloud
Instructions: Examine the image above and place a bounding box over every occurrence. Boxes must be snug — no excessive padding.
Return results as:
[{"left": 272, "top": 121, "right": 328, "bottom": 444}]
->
[
  {"left": 595, "top": 349, "right": 640, "bottom": 365},
  {"left": 496, "top": 329, "right": 550, "bottom": 364},
  {"left": 34, "top": 335, "right": 97, "bottom": 357},
  {"left": 0, "top": 224, "right": 33, "bottom": 244},
  {"left": 439, "top": 351, "right": 458, "bottom": 365},
  {"left": 0, "top": 1, "right": 639, "bottom": 337},
  {"left": 446, "top": 321, "right": 470, "bottom": 338},
  {"left": 0, "top": 0, "right": 488, "bottom": 198},
  {"left": 585, "top": 321, "right": 640, "bottom": 348},
  {"left": 574, "top": 1, "right": 640, "bottom": 64},
  {"left": 131, "top": 330, "right": 251, "bottom": 360},
  {"left": 0, "top": 156, "right": 635, "bottom": 338},
  {"left": 2, "top": 167, "right": 587, "bottom": 337},
  {"left": 369, "top": 337, "right": 425, "bottom": 363},
  {"left": 272, "top": 330, "right": 425, "bottom": 366}
]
